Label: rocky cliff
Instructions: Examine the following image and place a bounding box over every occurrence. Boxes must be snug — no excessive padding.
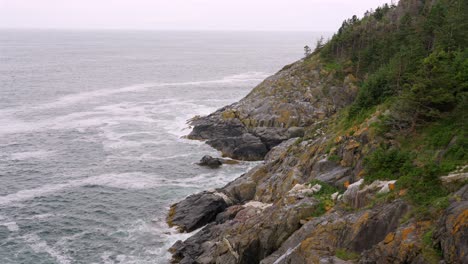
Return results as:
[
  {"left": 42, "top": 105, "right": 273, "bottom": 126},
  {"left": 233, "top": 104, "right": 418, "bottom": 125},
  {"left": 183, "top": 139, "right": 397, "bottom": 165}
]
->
[
  {"left": 167, "top": 0, "right": 468, "bottom": 263},
  {"left": 187, "top": 59, "right": 358, "bottom": 161}
]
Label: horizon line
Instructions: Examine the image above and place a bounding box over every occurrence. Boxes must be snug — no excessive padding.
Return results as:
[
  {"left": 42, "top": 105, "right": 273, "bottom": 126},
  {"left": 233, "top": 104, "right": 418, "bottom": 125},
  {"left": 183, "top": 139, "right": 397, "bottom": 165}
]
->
[{"left": 0, "top": 27, "right": 334, "bottom": 33}]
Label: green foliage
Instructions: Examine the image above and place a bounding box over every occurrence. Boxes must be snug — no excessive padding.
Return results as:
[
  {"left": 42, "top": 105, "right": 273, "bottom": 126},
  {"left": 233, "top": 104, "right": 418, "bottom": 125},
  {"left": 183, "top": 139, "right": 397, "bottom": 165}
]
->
[
  {"left": 340, "top": 105, "right": 376, "bottom": 130},
  {"left": 363, "top": 110, "right": 466, "bottom": 206},
  {"left": 402, "top": 50, "right": 467, "bottom": 122},
  {"left": 364, "top": 147, "right": 413, "bottom": 182},
  {"left": 350, "top": 64, "right": 396, "bottom": 114},
  {"left": 309, "top": 180, "right": 340, "bottom": 217},
  {"left": 323, "top": 61, "right": 342, "bottom": 72},
  {"left": 319, "top": 0, "right": 468, "bottom": 125},
  {"left": 421, "top": 229, "right": 443, "bottom": 263},
  {"left": 328, "top": 154, "right": 341, "bottom": 162},
  {"left": 318, "top": 0, "right": 468, "bottom": 210},
  {"left": 397, "top": 164, "right": 448, "bottom": 206},
  {"left": 335, "top": 248, "right": 360, "bottom": 261}
]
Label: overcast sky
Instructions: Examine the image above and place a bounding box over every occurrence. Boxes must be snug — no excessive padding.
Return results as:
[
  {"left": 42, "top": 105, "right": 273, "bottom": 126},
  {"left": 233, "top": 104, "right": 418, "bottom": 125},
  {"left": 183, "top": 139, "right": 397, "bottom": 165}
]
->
[{"left": 0, "top": 0, "right": 391, "bottom": 31}]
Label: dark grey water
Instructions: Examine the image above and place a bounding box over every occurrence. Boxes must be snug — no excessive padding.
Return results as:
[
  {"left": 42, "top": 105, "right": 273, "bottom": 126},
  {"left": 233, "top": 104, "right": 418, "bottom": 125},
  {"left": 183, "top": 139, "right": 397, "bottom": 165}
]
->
[{"left": 0, "top": 30, "right": 325, "bottom": 263}]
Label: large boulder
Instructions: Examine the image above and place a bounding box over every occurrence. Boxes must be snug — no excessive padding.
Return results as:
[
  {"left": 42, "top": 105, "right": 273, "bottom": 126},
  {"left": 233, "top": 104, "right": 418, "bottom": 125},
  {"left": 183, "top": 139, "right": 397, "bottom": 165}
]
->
[{"left": 167, "top": 191, "right": 232, "bottom": 232}]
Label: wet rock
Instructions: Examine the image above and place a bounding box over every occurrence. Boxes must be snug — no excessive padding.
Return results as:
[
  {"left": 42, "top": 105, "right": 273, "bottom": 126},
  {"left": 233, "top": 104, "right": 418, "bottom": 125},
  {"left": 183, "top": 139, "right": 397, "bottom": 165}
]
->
[
  {"left": 167, "top": 191, "right": 232, "bottom": 232},
  {"left": 198, "top": 155, "right": 223, "bottom": 168}
]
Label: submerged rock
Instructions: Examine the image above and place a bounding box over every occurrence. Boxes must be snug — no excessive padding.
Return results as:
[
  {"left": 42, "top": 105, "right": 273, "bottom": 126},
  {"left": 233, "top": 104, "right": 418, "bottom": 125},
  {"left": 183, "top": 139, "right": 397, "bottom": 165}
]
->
[{"left": 197, "top": 155, "right": 223, "bottom": 168}]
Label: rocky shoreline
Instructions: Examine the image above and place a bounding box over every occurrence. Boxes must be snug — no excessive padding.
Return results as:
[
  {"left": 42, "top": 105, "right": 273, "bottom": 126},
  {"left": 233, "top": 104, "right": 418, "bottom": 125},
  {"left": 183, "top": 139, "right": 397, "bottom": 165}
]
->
[{"left": 165, "top": 54, "right": 467, "bottom": 263}]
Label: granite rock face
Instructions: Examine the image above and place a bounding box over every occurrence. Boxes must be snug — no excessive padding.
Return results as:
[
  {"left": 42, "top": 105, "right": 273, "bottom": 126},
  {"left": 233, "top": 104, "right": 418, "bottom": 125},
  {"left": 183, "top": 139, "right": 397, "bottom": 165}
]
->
[
  {"left": 167, "top": 191, "right": 232, "bottom": 232},
  {"left": 188, "top": 59, "right": 358, "bottom": 161}
]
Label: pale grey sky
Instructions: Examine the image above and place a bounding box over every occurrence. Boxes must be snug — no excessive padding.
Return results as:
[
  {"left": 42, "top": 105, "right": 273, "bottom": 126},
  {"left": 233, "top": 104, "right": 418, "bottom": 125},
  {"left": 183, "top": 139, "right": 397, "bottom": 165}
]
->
[{"left": 0, "top": 0, "right": 391, "bottom": 31}]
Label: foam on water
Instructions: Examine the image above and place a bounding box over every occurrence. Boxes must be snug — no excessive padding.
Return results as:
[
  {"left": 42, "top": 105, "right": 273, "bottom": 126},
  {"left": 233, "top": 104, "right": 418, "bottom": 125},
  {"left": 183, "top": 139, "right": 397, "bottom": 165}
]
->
[
  {"left": 23, "top": 234, "right": 72, "bottom": 264},
  {"left": 9, "top": 150, "right": 55, "bottom": 160},
  {"left": 2, "top": 222, "right": 19, "bottom": 232}
]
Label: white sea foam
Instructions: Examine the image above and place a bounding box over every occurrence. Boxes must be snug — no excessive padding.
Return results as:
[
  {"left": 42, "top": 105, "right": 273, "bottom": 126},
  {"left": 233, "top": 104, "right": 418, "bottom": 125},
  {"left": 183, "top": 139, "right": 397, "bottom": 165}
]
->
[
  {"left": 10, "top": 150, "right": 55, "bottom": 160},
  {"left": 26, "top": 213, "right": 56, "bottom": 220},
  {"left": 24, "top": 233, "right": 72, "bottom": 264},
  {"left": 113, "top": 217, "right": 196, "bottom": 264},
  {"left": 2, "top": 221, "right": 19, "bottom": 232}
]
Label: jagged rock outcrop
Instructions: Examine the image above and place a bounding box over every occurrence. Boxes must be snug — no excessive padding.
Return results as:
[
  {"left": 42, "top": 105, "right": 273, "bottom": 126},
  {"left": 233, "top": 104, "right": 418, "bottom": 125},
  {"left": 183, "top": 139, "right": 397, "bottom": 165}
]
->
[
  {"left": 188, "top": 59, "right": 358, "bottom": 161},
  {"left": 167, "top": 191, "right": 233, "bottom": 232},
  {"left": 261, "top": 200, "right": 409, "bottom": 264},
  {"left": 170, "top": 197, "right": 318, "bottom": 263}
]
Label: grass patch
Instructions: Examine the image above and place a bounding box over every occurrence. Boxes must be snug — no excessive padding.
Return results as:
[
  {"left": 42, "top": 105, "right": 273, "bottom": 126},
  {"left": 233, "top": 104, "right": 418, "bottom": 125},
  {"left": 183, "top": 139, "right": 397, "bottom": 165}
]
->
[
  {"left": 309, "top": 180, "right": 340, "bottom": 217},
  {"left": 335, "top": 248, "right": 360, "bottom": 261},
  {"left": 328, "top": 154, "right": 341, "bottom": 162},
  {"left": 421, "top": 229, "right": 443, "bottom": 264}
]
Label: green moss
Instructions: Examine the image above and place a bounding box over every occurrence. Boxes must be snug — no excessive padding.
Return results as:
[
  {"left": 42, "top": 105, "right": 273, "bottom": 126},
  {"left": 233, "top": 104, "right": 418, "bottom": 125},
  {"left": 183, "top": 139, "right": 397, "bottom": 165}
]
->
[
  {"left": 421, "top": 229, "right": 443, "bottom": 264},
  {"left": 309, "top": 180, "right": 340, "bottom": 217},
  {"left": 324, "top": 61, "right": 342, "bottom": 72},
  {"left": 335, "top": 248, "right": 360, "bottom": 261},
  {"left": 328, "top": 154, "right": 341, "bottom": 162}
]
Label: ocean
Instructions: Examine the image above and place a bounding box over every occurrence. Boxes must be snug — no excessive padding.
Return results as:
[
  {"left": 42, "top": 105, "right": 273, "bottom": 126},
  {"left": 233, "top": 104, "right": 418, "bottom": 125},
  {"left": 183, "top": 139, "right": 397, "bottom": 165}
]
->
[{"left": 0, "top": 30, "right": 324, "bottom": 264}]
